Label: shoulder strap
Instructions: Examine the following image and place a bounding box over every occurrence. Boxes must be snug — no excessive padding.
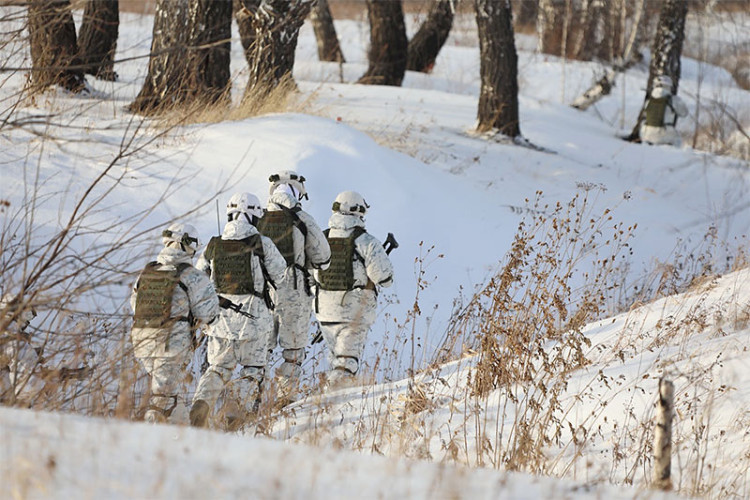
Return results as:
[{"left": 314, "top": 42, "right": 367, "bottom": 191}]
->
[
  {"left": 247, "top": 234, "right": 275, "bottom": 290},
  {"left": 175, "top": 262, "right": 191, "bottom": 294},
  {"left": 277, "top": 204, "right": 308, "bottom": 238},
  {"left": 351, "top": 226, "right": 367, "bottom": 263}
]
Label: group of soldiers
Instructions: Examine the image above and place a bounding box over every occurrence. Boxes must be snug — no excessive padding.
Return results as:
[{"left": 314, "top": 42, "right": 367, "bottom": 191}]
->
[{"left": 130, "top": 170, "right": 394, "bottom": 430}]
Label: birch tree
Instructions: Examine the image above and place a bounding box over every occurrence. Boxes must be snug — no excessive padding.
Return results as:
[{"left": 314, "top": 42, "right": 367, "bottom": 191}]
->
[
  {"left": 358, "top": 0, "right": 408, "bottom": 86},
  {"left": 129, "top": 0, "right": 190, "bottom": 114},
  {"left": 475, "top": 0, "right": 521, "bottom": 138},
  {"left": 78, "top": 0, "right": 119, "bottom": 81},
  {"left": 627, "top": 0, "right": 688, "bottom": 141},
  {"left": 242, "top": 0, "right": 314, "bottom": 99},
  {"left": 310, "top": 0, "right": 345, "bottom": 63},
  {"left": 28, "top": 0, "right": 85, "bottom": 93},
  {"left": 406, "top": 0, "right": 456, "bottom": 73},
  {"left": 186, "top": 0, "right": 232, "bottom": 105}
]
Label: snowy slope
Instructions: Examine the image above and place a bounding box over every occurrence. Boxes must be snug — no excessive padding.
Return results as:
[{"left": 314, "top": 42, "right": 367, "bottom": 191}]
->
[
  {"left": 1, "top": 7, "right": 749, "bottom": 499},
  {"left": 0, "top": 403, "right": 681, "bottom": 500}
]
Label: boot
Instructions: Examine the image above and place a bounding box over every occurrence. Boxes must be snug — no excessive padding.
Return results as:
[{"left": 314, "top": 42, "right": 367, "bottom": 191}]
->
[{"left": 189, "top": 399, "right": 210, "bottom": 428}]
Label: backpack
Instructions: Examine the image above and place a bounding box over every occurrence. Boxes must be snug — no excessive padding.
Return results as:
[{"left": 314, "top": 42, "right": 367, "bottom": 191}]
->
[
  {"left": 645, "top": 96, "right": 676, "bottom": 127},
  {"left": 204, "top": 235, "right": 275, "bottom": 307},
  {"left": 133, "top": 262, "right": 191, "bottom": 329},
  {"left": 257, "top": 205, "right": 307, "bottom": 267},
  {"left": 317, "top": 226, "right": 373, "bottom": 291}
]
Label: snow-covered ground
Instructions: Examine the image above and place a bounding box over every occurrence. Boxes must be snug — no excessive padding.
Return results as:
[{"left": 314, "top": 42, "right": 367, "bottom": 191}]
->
[{"left": 1, "top": 6, "right": 749, "bottom": 499}]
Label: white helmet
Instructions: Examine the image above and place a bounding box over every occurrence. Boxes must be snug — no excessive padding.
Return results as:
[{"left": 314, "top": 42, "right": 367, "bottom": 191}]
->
[
  {"left": 268, "top": 170, "right": 308, "bottom": 200},
  {"left": 162, "top": 222, "right": 200, "bottom": 254},
  {"left": 226, "top": 192, "right": 263, "bottom": 221},
  {"left": 332, "top": 190, "right": 369, "bottom": 216},
  {"left": 653, "top": 75, "right": 673, "bottom": 90}
]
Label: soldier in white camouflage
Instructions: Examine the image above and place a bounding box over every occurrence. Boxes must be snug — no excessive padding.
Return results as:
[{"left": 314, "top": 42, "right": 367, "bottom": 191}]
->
[
  {"left": 640, "top": 75, "right": 688, "bottom": 146},
  {"left": 314, "top": 191, "right": 394, "bottom": 389},
  {"left": 130, "top": 223, "right": 220, "bottom": 424},
  {"left": 257, "top": 171, "right": 330, "bottom": 405},
  {"left": 0, "top": 294, "right": 39, "bottom": 405},
  {"left": 190, "top": 192, "right": 286, "bottom": 430}
]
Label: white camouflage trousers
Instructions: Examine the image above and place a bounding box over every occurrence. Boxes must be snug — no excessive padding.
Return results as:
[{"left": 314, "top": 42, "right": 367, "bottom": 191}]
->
[
  {"left": 0, "top": 339, "right": 40, "bottom": 404},
  {"left": 193, "top": 336, "right": 266, "bottom": 417},
  {"left": 319, "top": 321, "right": 369, "bottom": 375},
  {"left": 269, "top": 268, "right": 312, "bottom": 382}
]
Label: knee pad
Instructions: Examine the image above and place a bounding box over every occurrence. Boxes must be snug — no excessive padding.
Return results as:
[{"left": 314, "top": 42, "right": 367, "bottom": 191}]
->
[
  {"left": 239, "top": 365, "right": 265, "bottom": 386},
  {"left": 282, "top": 348, "right": 305, "bottom": 365},
  {"left": 150, "top": 393, "right": 178, "bottom": 417}
]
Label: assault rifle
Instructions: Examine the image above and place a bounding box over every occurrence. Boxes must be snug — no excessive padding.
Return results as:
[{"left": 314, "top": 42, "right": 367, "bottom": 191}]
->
[
  {"left": 383, "top": 232, "right": 398, "bottom": 255},
  {"left": 218, "top": 296, "right": 256, "bottom": 319},
  {"left": 311, "top": 232, "right": 398, "bottom": 345}
]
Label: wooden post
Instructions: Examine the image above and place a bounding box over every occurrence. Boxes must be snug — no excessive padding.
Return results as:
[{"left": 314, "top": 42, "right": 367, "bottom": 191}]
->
[{"left": 653, "top": 378, "right": 674, "bottom": 490}]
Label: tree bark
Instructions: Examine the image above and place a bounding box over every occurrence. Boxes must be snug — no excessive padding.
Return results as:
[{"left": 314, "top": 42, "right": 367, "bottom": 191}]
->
[
  {"left": 78, "top": 0, "right": 119, "bottom": 81},
  {"left": 243, "top": 0, "right": 314, "bottom": 100},
  {"left": 536, "top": 0, "right": 564, "bottom": 56},
  {"left": 626, "top": 0, "right": 688, "bottom": 141},
  {"left": 653, "top": 378, "right": 674, "bottom": 491},
  {"left": 28, "top": 0, "right": 86, "bottom": 93},
  {"left": 406, "top": 0, "right": 455, "bottom": 73},
  {"left": 186, "top": 0, "right": 232, "bottom": 105},
  {"left": 234, "top": 0, "right": 261, "bottom": 67},
  {"left": 129, "top": 0, "right": 189, "bottom": 114},
  {"left": 358, "top": 0, "right": 408, "bottom": 86},
  {"left": 475, "top": 0, "right": 521, "bottom": 138},
  {"left": 514, "top": 0, "right": 537, "bottom": 28},
  {"left": 310, "top": 0, "right": 345, "bottom": 63}
]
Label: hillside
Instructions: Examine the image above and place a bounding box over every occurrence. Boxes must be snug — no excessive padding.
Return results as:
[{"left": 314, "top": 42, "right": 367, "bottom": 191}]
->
[{"left": 1, "top": 5, "right": 749, "bottom": 499}]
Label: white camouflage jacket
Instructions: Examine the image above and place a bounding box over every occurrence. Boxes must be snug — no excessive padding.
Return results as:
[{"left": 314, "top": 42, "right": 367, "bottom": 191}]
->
[
  {"left": 266, "top": 191, "right": 331, "bottom": 293},
  {"left": 196, "top": 219, "right": 286, "bottom": 341},
  {"left": 130, "top": 246, "right": 219, "bottom": 358},
  {"left": 314, "top": 213, "right": 394, "bottom": 324}
]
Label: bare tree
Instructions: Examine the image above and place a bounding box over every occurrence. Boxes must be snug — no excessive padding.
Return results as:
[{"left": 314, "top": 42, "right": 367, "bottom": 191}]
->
[
  {"left": 186, "top": 0, "right": 232, "bottom": 105},
  {"left": 129, "top": 0, "right": 190, "bottom": 114},
  {"left": 28, "top": 0, "right": 85, "bottom": 93},
  {"left": 358, "top": 0, "right": 408, "bottom": 86},
  {"left": 310, "top": 0, "right": 345, "bottom": 63},
  {"left": 78, "top": 0, "right": 119, "bottom": 81},
  {"left": 626, "top": 0, "right": 688, "bottom": 141},
  {"left": 514, "top": 0, "right": 537, "bottom": 28},
  {"left": 242, "top": 0, "right": 314, "bottom": 99},
  {"left": 406, "top": 0, "right": 456, "bottom": 73},
  {"left": 536, "top": 0, "right": 564, "bottom": 55},
  {"left": 475, "top": 0, "right": 521, "bottom": 138},
  {"left": 234, "top": 0, "right": 260, "bottom": 67}
]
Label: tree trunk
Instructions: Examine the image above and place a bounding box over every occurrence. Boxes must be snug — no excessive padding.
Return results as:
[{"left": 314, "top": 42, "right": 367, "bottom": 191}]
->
[
  {"left": 514, "top": 0, "right": 537, "bottom": 28},
  {"left": 28, "top": 0, "right": 86, "bottom": 93},
  {"left": 78, "top": 0, "right": 119, "bottom": 81},
  {"left": 310, "top": 0, "right": 345, "bottom": 63},
  {"left": 129, "top": 0, "right": 189, "bottom": 114},
  {"left": 406, "top": 0, "right": 455, "bottom": 73},
  {"left": 186, "top": 0, "right": 232, "bottom": 105},
  {"left": 536, "top": 0, "right": 564, "bottom": 56},
  {"left": 234, "top": 0, "right": 261, "bottom": 67},
  {"left": 358, "top": 0, "right": 408, "bottom": 86},
  {"left": 626, "top": 0, "right": 688, "bottom": 141},
  {"left": 475, "top": 0, "right": 521, "bottom": 138},
  {"left": 243, "top": 0, "right": 314, "bottom": 100}
]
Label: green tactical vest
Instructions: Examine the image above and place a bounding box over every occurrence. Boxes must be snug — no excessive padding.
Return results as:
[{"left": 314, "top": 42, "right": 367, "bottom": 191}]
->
[
  {"left": 645, "top": 96, "right": 669, "bottom": 127},
  {"left": 257, "top": 208, "right": 300, "bottom": 266},
  {"left": 204, "top": 235, "right": 263, "bottom": 295},
  {"left": 133, "top": 262, "right": 190, "bottom": 328},
  {"left": 317, "top": 227, "right": 369, "bottom": 291}
]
